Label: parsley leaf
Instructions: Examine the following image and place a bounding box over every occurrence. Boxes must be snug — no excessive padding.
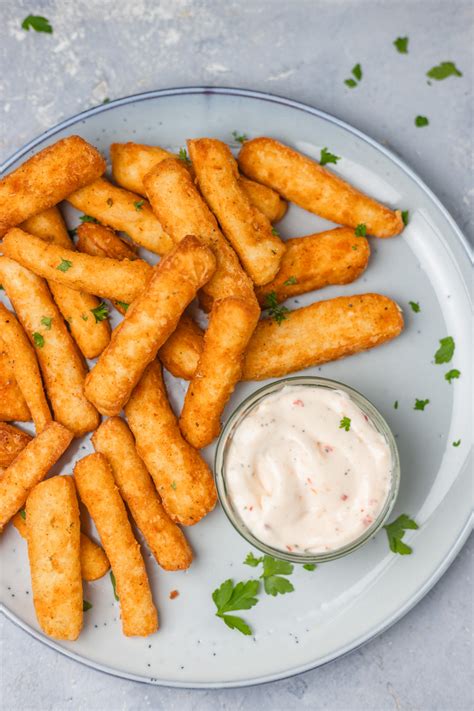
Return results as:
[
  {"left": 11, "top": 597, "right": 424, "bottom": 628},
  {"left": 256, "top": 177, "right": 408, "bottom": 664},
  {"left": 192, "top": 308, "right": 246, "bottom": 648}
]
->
[
  {"left": 393, "top": 36, "right": 409, "bottom": 53},
  {"left": 452, "top": 440, "right": 461, "bottom": 447},
  {"left": 352, "top": 63, "right": 362, "bottom": 81},
  {"left": 57, "top": 259, "right": 73, "bottom": 272},
  {"left": 401, "top": 210, "right": 409, "bottom": 225},
  {"left": 79, "top": 215, "right": 99, "bottom": 224},
  {"left": 171, "top": 480, "right": 177, "bottom": 490},
  {"left": 40, "top": 316, "right": 53, "bottom": 330},
  {"left": 394, "top": 400, "right": 399, "bottom": 409},
  {"left": 134, "top": 200, "right": 145, "bottom": 211},
  {"left": 409, "top": 301, "right": 420, "bottom": 313},
  {"left": 90, "top": 302, "right": 109, "bottom": 323},
  {"left": 19, "top": 509, "right": 26, "bottom": 520},
  {"left": 110, "top": 571, "right": 119, "bottom": 600},
  {"left": 263, "top": 291, "right": 289, "bottom": 325},
  {"left": 261, "top": 555, "right": 294, "bottom": 596},
  {"left": 345, "top": 78, "right": 358, "bottom": 88},
  {"left": 445, "top": 369, "right": 460, "bottom": 383},
  {"left": 178, "top": 148, "right": 191, "bottom": 164},
  {"left": 283, "top": 276, "right": 298, "bottom": 286},
  {"left": 415, "top": 115, "right": 429, "bottom": 127},
  {"left": 81, "top": 313, "right": 89, "bottom": 321},
  {"left": 320, "top": 147, "right": 340, "bottom": 166},
  {"left": 116, "top": 301, "right": 130, "bottom": 312},
  {"left": 244, "top": 552, "right": 263, "bottom": 567},
  {"left": 32, "top": 332, "right": 44, "bottom": 348},
  {"left": 232, "top": 131, "right": 248, "bottom": 144},
  {"left": 83, "top": 600, "right": 93, "bottom": 611},
  {"left": 271, "top": 227, "right": 280, "bottom": 236},
  {"left": 426, "top": 62, "right": 462, "bottom": 80},
  {"left": 221, "top": 615, "right": 253, "bottom": 635},
  {"left": 339, "top": 416, "right": 351, "bottom": 431},
  {"left": 212, "top": 579, "right": 260, "bottom": 635},
  {"left": 103, "top": 98, "right": 111, "bottom": 104},
  {"left": 21, "top": 15, "right": 52, "bottom": 33},
  {"left": 355, "top": 223, "right": 367, "bottom": 237},
  {"left": 384, "top": 514, "right": 418, "bottom": 555},
  {"left": 434, "top": 336, "right": 455, "bottom": 364},
  {"left": 414, "top": 398, "right": 429, "bottom": 411},
  {"left": 303, "top": 563, "right": 317, "bottom": 571}
]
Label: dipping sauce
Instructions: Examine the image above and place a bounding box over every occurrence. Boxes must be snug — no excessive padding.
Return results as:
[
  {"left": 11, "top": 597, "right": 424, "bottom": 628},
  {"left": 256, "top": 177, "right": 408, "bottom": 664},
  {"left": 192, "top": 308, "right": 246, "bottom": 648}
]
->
[{"left": 225, "top": 385, "right": 393, "bottom": 554}]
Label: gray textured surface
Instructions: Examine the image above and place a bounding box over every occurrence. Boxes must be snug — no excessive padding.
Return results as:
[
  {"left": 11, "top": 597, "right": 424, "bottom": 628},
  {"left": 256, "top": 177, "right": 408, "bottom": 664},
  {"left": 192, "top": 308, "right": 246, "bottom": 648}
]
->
[{"left": 0, "top": 0, "right": 472, "bottom": 709}]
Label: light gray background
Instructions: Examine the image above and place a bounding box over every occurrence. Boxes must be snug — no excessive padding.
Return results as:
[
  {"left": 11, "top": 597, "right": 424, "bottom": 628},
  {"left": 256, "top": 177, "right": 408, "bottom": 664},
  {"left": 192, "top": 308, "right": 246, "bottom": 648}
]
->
[{"left": 0, "top": 1, "right": 472, "bottom": 709}]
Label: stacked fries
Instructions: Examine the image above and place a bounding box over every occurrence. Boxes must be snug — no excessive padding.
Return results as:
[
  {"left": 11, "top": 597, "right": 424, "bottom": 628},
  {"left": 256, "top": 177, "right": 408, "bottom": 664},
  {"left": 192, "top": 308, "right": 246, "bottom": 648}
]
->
[{"left": 0, "top": 133, "right": 404, "bottom": 640}]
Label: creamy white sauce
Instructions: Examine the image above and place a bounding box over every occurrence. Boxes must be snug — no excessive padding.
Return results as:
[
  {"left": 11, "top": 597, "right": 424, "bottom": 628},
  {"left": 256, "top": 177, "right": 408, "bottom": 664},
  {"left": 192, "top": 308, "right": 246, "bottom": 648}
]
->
[{"left": 225, "top": 385, "right": 392, "bottom": 554}]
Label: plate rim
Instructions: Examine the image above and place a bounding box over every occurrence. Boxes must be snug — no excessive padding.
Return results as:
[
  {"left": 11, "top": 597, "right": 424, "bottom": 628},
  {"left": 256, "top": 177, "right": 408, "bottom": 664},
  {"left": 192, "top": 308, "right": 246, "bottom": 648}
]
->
[{"left": 0, "top": 85, "right": 472, "bottom": 689}]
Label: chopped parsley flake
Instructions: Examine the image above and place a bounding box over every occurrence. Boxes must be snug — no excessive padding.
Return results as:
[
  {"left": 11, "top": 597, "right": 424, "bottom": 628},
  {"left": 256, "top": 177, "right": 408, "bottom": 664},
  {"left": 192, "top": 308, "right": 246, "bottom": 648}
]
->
[
  {"left": 303, "top": 563, "right": 317, "bottom": 571},
  {"left": 319, "top": 147, "right": 340, "bottom": 166},
  {"left": 409, "top": 301, "right": 420, "bottom": 313},
  {"left": 283, "top": 276, "right": 298, "bottom": 286},
  {"left": 91, "top": 302, "right": 109, "bottom": 323},
  {"left": 445, "top": 368, "right": 460, "bottom": 384},
  {"left": 19, "top": 509, "right": 26, "bottom": 520},
  {"left": 393, "top": 36, "right": 409, "bottom": 53},
  {"left": 232, "top": 131, "right": 248, "bottom": 144},
  {"left": 401, "top": 210, "right": 409, "bottom": 225},
  {"left": 32, "top": 332, "right": 44, "bottom": 348},
  {"left": 40, "top": 316, "right": 52, "bottom": 330},
  {"left": 414, "top": 398, "right": 429, "bottom": 411},
  {"left": 271, "top": 227, "right": 280, "bottom": 236},
  {"left": 394, "top": 400, "right": 399, "bottom": 409},
  {"left": 426, "top": 62, "right": 462, "bottom": 80},
  {"left": 171, "top": 481, "right": 177, "bottom": 490},
  {"left": 415, "top": 115, "right": 429, "bottom": 127},
  {"left": 452, "top": 440, "right": 461, "bottom": 447},
  {"left": 339, "top": 416, "right": 351, "bottom": 431},
  {"left": 57, "top": 259, "right": 73, "bottom": 272},
  {"left": 355, "top": 223, "right": 367, "bottom": 237},
  {"left": 384, "top": 514, "right": 418, "bottom": 554},
  {"left": 434, "top": 336, "right": 455, "bottom": 364},
  {"left": 177, "top": 148, "right": 191, "bottom": 164},
  {"left": 110, "top": 571, "right": 119, "bottom": 601},
  {"left": 116, "top": 301, "right": 130, "bottom": 312},
  {"left": 263, "top": 291, "right": 289, "bottom": 325},
  {"left": 21, "top": 15, "right": 52, "bottom": 33},
  {"left": 134, "top": 200, "right": 145, "bottom": 211},
  {"left": 79, "top": 215, "right": 99, "bottom": 224},
  {"left": 83, "top": 600, "right": 93, "bottom": 611}
]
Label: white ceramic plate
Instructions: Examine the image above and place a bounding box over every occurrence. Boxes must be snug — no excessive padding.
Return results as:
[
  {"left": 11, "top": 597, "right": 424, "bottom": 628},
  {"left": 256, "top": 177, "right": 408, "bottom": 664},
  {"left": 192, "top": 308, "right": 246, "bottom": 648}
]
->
[{"left": 0, "top": 88, "right": 472, "bottom": 689}]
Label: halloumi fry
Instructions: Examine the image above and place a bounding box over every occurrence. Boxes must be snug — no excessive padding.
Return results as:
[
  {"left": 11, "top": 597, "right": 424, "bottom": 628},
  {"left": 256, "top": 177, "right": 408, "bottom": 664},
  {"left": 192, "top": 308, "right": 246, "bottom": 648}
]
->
[
  {"left": 110, "top": 141, "right": 287, "bottom": 222},
  {"left": 26, "top": 475, "right": 82, "bottom": 640},
  {"left": 180, "top": 297, "right": 259, "bottom": 448},
  {"left": 188, "top": 138, "right": 286, "bottom": 285},
  {"left": 74, "top": 453, "right": 158, "bottom": 637},
  {"left": 144, "top": 158, "right": 256, "bottom": 310},
  {"left": 67, "top": 177, "right": 173, "bottom": 255},
  {"left": 0, "top": 258, "right": 99, "bottom": 436},
  {"left": 238, "top": 138, "right": 404, "bottom": 238},
  {"left": 0, "top": 305, "right": 52, "bottom": 432},
  {"left": 85, "top": 236, "right": 215, "bottom": 416},
  {"left": 158, "top": 314, "right": 204, "bottom": 379},
  {"left": 2, "top": 228, "right": 152, "bottom": 304},
  {"left": 255, "top": 227, "right": 370, "bottom": 304},
  {"left": 0, "top": 136, "right": 106, "bottom": 236},
  {"left": 0, "top": 421, "right": 73, "bottom": 531},
  {"left": 0, "top": 349, "right": 31, "bottom": 422},
  {"left": 0, "top": 423, "right": 32, "bottom": 466},
  {"left": 242, "top": 294, "right": 404, "bottom": 380},
  {"left": 92, "top": 417, "right": 192, "bottom": 570},
  {"left": 13, "top": 510, "right": 110, "bottom": 582},
  {"left": 125, "top": 362, "right": 216, "bottom": 526},
  {"left": 21, "top": 208, "right": 111, "bottom": 359},
  {"left": 76, "top": 222, "right": 137, "bottom": 260}
]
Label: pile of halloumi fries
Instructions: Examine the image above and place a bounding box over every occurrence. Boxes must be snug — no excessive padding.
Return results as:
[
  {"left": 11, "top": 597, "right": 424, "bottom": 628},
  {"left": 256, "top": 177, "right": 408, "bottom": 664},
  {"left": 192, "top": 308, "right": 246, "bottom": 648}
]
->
[{"left": 0, "top": 134, "right": 404, "bottom": 640}]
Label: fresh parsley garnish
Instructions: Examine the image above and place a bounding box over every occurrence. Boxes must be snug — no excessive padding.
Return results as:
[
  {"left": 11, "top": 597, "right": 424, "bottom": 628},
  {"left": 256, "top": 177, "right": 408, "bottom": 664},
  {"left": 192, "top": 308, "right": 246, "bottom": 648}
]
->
[
  {"left": 339, "top": 416, "right": 351, "bottom": 431},
  {"left": 21, "top": 15, "right": 52, "bottom": 33},
  {"left": 320, "top": 147, "right": 340, "bottom": 166},
  {"left": 414, "top": 398, "right": 429, "bottom": 411},
  {"left": 171, "top": 480, "right": 177, "bottom": 490},
  {"left": 434, "top": 336, "right": 455, "bottom": 364},
  {"left": 57, "top": 259, "right": 73, "bottom": 272},
  {"left": 384, "top": 514, "right": 418, "bottom": 554},
  {"left": 116, "top": 301, "right": 130, "bottom": 312},
  {"left": 394, "top": 400, "right": 399, "bottom": 409},
  {"left": 40, "top": 316, "right": 52, "bottom": 330},
  {"left": 283, "top": 276, "right": 298, "bottom": 286},
  {"left": 303, "top": 563, "right": 317, "bottom": 571},
  {"left": 232, "top": 131, "right": 248, "bottom": 144},
  {"left": 452, "top": 440, "right": 461, "bottom": 447},
  {"left": 90, "top": 302, "right": 109, "bottom": 323},
  {"left": 244, "top": 553, "right": 295, "bottom": 596},
  {"left": 409, "top": 301, "right": 420, "bottom": 313},
  {"left": 393, "top": 36, "right": 409, "bottom": 53},
  {"left": 445, "top": 369, "right": 460, "bottom": 384},
  {"left": 19, "top": 509, "right": 26, "bottom": 520},
  {"left": 32, "top": 332, "right": 44, "bottom": 348},
  {"left": 345, "top": 79, "right": 358, "bottom": 88},
  {"left": 263, "top": 291, "right": 289, "bottom": 325},
  {"left": 83, "top": 600, "right": 93, "bottom": 611},
  {"left": 244, "top": 552, "right": 262, "bottom": 567},
  {"left": 426, "top": 62, "right": 462, "bottom": 80},
  {"left": 212, "top": 579, "right": 260, "bottom": 636},
  {"left": 110, "top": 571, "right": 119, "bottom": 601},
  {"left": 271, "top": 227, "right": 280, "bottom": 236},
  {"left": 81, "top": 313, "right": 89, "bottom": 321},
  {"left": 401, "top": 210, "right": 409, "bottom": 225},
  {"left": 355, "top": 223, "right": 367, "bottom": 237},
  {"left": 177, "top": 148, "right": 191, "bottom": 164},
  {"left": 415, "top": 115, "right": 429, "bottom": 127},
  {"left": 79, "top": 215, "right": 99, "bottom": 224},
  {"left": 103, "top": 98, "right": 110, "bottom": 104},
  {"left": 345, "top": 63, "right": 362, "bottom": 88},
  {"left": 133, "top": 200, "right": 145, "bottom": 211}
]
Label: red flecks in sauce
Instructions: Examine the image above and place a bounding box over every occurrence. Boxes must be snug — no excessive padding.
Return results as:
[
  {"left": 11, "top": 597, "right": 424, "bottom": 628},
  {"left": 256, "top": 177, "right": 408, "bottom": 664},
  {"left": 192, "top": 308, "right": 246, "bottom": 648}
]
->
[
  {"left": 340, "top": 494, "right": 348, "bottom": 501},
  {"left": 293, "top": 399, "right": 305, "bottom": 407}
]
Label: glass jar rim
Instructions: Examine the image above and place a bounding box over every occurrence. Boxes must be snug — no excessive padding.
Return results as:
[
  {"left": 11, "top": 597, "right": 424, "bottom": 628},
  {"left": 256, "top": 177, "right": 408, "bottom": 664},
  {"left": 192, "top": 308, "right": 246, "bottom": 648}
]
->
[{"left": 214, "top": 376, "right": 401, "bottom": 564}]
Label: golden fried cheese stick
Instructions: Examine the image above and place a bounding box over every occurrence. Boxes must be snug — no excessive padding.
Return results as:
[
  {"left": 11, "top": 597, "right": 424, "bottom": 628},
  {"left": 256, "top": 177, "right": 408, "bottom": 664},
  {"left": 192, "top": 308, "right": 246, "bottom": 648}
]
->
[
  {"left": 0, "top": 350, "right": 31, "bottom": 422},
  {"left": 0, "top": 423, "right": 32, "bottom": 467},
  {"left": 0, "top": 136, "right": 106, "bottom": 236},
  {"left": 13, "top": 509, "right": 109, "bottom": 582},
  {"left": 110, "top": 141, "right": 287, "bottom": 223},
  {"left": 0, "top": 421, "right": 73, "bottom": 531},
  {"left": 143, "top": 158, "right": 256, "bottom": 311},
  {"left": 2, "top": 228, "right": 152, "bottom": 304},
  {"left": 67, "top": 177, "right": 173, "bottom": 255},
  {"left": 238, "top": 138, "right": 404, "bottom": 238},
  {"left": 0, "top": 305, "right": 52, "bottom": 433},
  {"left": 0, "top": 258, "right": 99, "bottom": 436},
  {"left": 242, "top": 294, "right": 404, "bottom": 380},
  {"left": 188, "top": 138, "right": 286, "bottom": 285},
  {"left": 255, "top": 227, "right": 370, "bottom": 304},
  {"left": 21, "top": 208, "right": 111, "bottom": 359},
  {"left": 74, "top": 453, "right": 158, "bottom": 636},
  {"left": 26, "top": 476, "right": 82, "bottom": 640},
  {"left": 125, "top": 362, "right": 216, "bottom": 526},
  {"left": 76, "top": 222, "right": 138, "bottom": 260},
  {"left": 92, "top": 417, "right": 192, "bottom": 570},
  {"left": 85, "top": 236, "right": 215, "bottom": 416},
  {"left": 180, "top": 297, "right": 259, "bottom": 448}
]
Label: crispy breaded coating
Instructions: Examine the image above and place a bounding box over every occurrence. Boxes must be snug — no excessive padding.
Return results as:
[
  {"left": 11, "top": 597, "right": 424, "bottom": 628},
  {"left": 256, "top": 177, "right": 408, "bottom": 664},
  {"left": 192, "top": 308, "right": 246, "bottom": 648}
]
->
[
  {"left": 158, "top": 314, "right": 204, "bottom": 380},
  {"left": 0, "top": 349, "right": 31, "bottom": 422},
  {"left": 0, "top": 423, "right": 32, "bottom": 467}
]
